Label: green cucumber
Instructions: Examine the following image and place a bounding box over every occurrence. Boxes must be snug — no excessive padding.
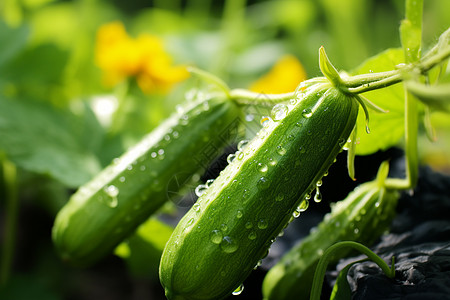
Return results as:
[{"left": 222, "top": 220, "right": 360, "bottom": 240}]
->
[
  {"left": 262, "top": 178, "right": 398, "bottom": 300},
  {"left": 52, "top": 95, "right": 241, "bottom": 267},
  {"left": 159, "top": 79, "right": 360, "bottom": 300}
]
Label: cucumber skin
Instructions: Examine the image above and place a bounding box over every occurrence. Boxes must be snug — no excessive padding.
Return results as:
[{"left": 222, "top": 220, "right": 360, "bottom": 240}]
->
[
  {"left": 52, "top": 96, "right": 241, "bottom": 267},
  {"left": 262, "top": 181, "right": 399, "bottom": 300},
  {"left": 159, "top": 83, "right": 359, "bottom": 300}
]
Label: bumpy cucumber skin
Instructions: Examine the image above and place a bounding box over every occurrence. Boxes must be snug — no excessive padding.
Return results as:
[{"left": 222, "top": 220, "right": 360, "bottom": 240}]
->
[
  {"left": 262, "top": 181, "right": 399, "bottom": 300},
  {"left": 52, "top": 96, "right": 241, "bottom": 267},
  {"left": 159, "top": 83, "right": 359, "bottom": 300}
]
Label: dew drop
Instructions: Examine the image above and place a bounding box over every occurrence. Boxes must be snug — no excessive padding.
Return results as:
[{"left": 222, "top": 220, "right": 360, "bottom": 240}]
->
[
  {"left": 292, "top": 210, "right": 301, "bottom": 218},
  {"left": 221, "top": 223, "right": 228, "bottom": 232},
  {"left": 269, "top": 158, "right": 277, "bottom": 166},
  {"left": 157, "top": 149, "right": 165, "bottom": 160},
  {"left": 205, "top": 179, "right": 214, "bottom": 188},
  {"left": 316, "top": 179, "right": 323, "bottom": 187},
  {"left": 258, "top": 219, "right": 268, "bottom": 229},
  {"left": 236, "top": 210, "right": 243, "bottom": 218},
  {"left": 192, "top": 203, "right": 201, "bottom": 212},
  {"left": 172, "top": 131, "right": 179, "bottom": 139},
  {"left": 290, "top": 98, "right": 297, "bottom": 106},
  {"left": 227, "top": 153, "right": 236, "bottom": 164},
  {"left": 314, "top": 187, "right": 322, "bottom": 203},
  {"left": 186, "top": 218, "right": 194, "bottom": 227},
  {"left": 151, "top": 152, "right": 157, "bottom": 158},
  {"left": 140, "top": 165, "right": 146, "bottom": 171},
  {"left": 221, "top": 236, "right": 238, "bottom": 253},
  {"left": 296, "top": 121, "right": 303, "bottom": 127},
  {"left": 302, "top": 108, "right": 313, "bottom": 118},
  {"left": 245, "top": 221, "right": 253, "bottom": 229},
  {"left": 232, "top": 284, "right": 244, "bottom": 296},
  {"left": 237, "top": 140, "right": 249, "bottom": 151},
  {"left": 195, "top": 184, "right": 208, "bottom": 197},
  {"left": 245, "top": 114, "right": 254, "bottom": 122},
  {"left": 210, "top": 230, "right": 223, "bottom": 244},
  {"left": 180, "top": 114, "right": 189, "bottom": 125},
  {"left": 164, "top": 134, "right": 171, "bottom": 141},
  {"left": 248, "top": 231, "right": 257, "bottom": 240},
  {"left": 237, "top": 151, "right": 245, "bottom": 160},
  {"left": 257, "top": 177, "right": 270, "bottom": 190},
  {"left": 260, "top": 116, "right": 271, "bottom": 127},
  {"left": 276, "top": 145, "right": 286, "bottom": 156},
  {"left": 104, "top": 185, "right": 119, "bottom": 198},
  {"left": 257, "top": 162, "right": 268, "bottom": 173},
  {"left": 119, "top": 176, "right": 126, "bottom": 182},
  {"left": 297, "top": 199, "right": 309, "bottom": 212},
  {"left": 271, "top": 104, "right": 289, "bottom": 121}
]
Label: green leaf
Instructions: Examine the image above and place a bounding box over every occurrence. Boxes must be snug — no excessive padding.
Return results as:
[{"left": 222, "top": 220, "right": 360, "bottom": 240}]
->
[
  {"left": 115, "top": 217, "right": 174, "bottom": 279},
  {"left": 0, "top": 97, "right": 104, "bottom": 187},
  {"left": 0, "top": 21, "right": 29, "bottom": 68},
  {"left": 330, "top": 259, "right": 365, "bottom": 300},
  {"left": 405, "top": 81, "right": 450, "bottom": 112},
  {"left": 352, "top": 49, "right": 405, "bottom": 155}
]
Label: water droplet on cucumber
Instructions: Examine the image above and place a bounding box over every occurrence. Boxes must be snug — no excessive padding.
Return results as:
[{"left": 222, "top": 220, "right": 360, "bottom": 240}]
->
[
  {"left": 210, "top": 230, "right": 222, "bottom": 244},
  {"left": 221, "top": 236, "right": 238, "bottom": 253},
  {"left": 232, "top": 284, "right": 244, "bottom": 296},
  {"left": 258, "top": 219, "right": 268, "bottom": 229},
  {"left": 271, "top": 104, "right": 288, "bottom": 121},
  {"left": 302, "top": 108, "right": 313, "bottom": 118}
]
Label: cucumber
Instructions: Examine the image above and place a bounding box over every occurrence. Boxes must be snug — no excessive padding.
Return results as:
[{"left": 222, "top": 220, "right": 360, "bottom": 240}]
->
[
  {"left": 262, "top": 179, "right": 399, "bottom": 300},
  {"left": 52, "top": 95, "right": 241, "bottom": 267},
  {"left": 159, "top": 79, "right": 360, "bottom": 300}
]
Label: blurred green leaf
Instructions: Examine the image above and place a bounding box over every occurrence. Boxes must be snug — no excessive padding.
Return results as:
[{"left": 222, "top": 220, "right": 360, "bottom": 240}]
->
[
  {"left": 1, "top": 43, "right": 69, "bottom": 84},
  {"left": 115, "top": 217, "right": 174, "bottom": 279},
  {"left": 0, "top": 21, "right": 29, "bottom": 67},
  {"left": 352, "top": 49, "right": 406, "bottom": 155},
  {"left": 0, "top": 97, "right": 104, "bottom": 187},
  {"left": 405, "top": 81, "right": 450, "bottom": 112}
]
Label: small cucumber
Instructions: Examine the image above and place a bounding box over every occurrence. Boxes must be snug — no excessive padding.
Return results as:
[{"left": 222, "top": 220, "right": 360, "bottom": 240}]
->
[
  {"left": 52, "top": 95, "right": 241, "bottom": 267},
  {"left": 262, "top": 179, "right": 399, "bottom": 300},
  {"left": 159, "top": 80, "right": 360, "bottom": 300}
]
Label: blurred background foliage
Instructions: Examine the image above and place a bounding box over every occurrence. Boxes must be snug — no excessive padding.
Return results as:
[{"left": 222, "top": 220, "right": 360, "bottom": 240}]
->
[{"left": 0, "top": 0, "right": 449, "bottom": 299}]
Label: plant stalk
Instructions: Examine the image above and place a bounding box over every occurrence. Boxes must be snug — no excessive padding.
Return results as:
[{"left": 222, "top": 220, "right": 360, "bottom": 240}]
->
[
  {"left": 309, "top": 241, "right": 395, "bottom": 300},
  {"left": 385, "top": 0, "right": 423, "bottom": 190},
  {"left": 0, "top": 159, "right": 19, "bottom": 286}
]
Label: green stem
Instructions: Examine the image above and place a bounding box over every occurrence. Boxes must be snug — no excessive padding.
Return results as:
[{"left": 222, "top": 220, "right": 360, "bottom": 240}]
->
[
  {"left": 310, "top": 241, "right": 395, "bottom": 300},
  {"left": 385, "top": 0, "right": 423, "bottom": 190},
  {"left": 419, "top": 47, "right": 450, "bottom": 74},
  {"left": 342, "top": 70, "right": 400, "bottom": 87},
  {"left": 347, "top": 73, "right": 403, "bottom": 94},
  {"left": 0, "top": 159, "right": 19, "bottom": 286},
  {"left": 229, "top": 89, "right": 295, "bottom": 107}
]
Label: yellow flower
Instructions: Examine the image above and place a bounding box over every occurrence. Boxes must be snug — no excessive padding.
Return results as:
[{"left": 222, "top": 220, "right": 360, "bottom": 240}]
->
[
  {"left": 249, "top": 55, "right": 307, "bottom": 94},
  {"left": 95, "top": 21, "right": 189, "bottom": 93}
]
